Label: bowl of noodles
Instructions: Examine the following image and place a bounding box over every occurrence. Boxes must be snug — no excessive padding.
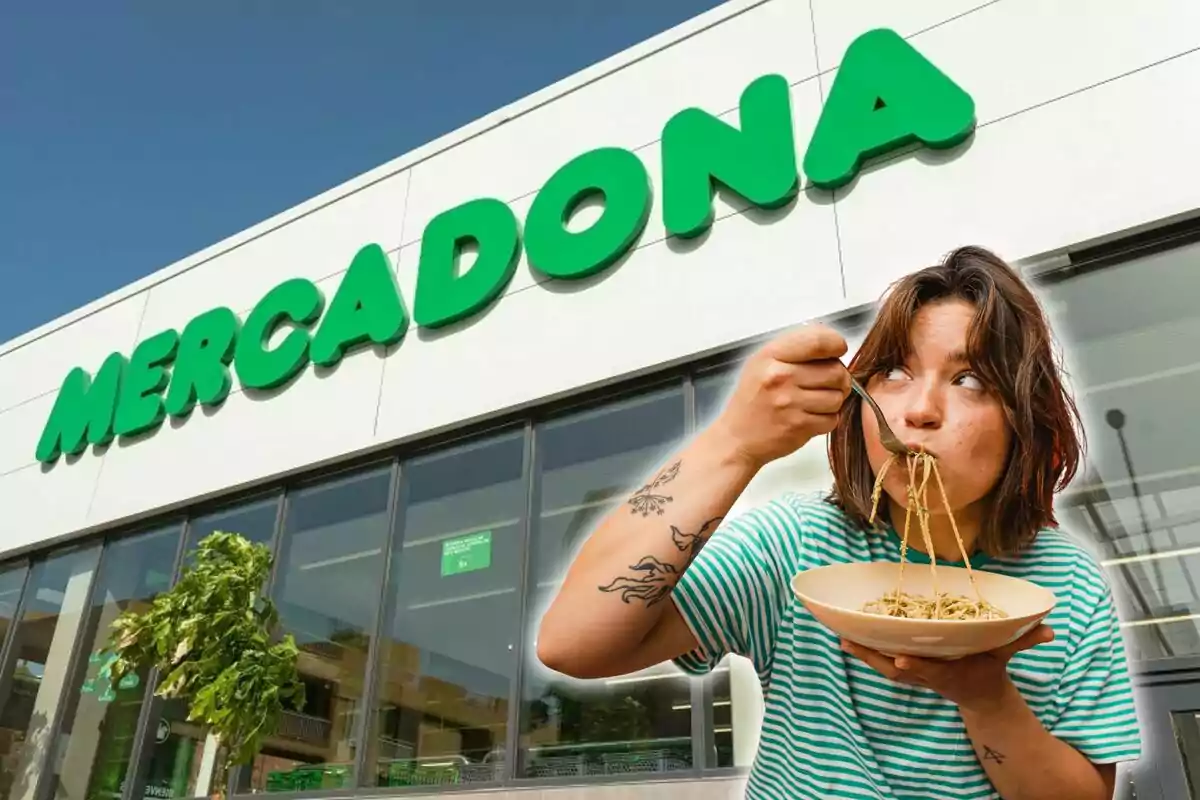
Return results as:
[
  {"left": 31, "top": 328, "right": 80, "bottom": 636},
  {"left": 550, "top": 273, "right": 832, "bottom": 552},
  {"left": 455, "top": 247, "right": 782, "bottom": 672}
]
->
[
  {"left": 791, "top": 561, "right": 1056, "bottom": 658},
  {"left": 791, "top": 450, "right": 1056, "bottom": 658}
]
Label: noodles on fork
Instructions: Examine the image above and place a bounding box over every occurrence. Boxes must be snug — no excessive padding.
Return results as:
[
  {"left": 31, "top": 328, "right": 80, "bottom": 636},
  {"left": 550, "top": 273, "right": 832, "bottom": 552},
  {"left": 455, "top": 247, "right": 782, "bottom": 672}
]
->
[{"left": 860, "top": 450, "right": 1007, "bottom": 621}]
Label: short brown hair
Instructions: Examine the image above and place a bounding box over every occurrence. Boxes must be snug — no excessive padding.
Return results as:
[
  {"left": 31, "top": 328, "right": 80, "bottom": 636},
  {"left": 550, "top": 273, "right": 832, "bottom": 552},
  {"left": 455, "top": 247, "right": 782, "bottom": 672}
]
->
[{"left": 827, "top": 246, "right": 1084, "bottom": 556}]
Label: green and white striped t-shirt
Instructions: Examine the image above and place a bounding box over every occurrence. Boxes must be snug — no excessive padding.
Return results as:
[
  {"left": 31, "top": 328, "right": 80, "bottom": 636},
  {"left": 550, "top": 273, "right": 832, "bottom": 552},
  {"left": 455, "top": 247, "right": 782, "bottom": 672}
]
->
[{"left": 671, "top": 492, "right": 1142, "bottom": 800}]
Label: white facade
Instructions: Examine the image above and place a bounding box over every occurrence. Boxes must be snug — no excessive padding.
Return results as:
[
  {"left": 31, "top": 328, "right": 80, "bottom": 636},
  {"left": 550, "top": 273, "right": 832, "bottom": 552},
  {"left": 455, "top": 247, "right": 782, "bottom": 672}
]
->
[{"left": 2, "top": 0, "right": 1199, "bottom": 562}]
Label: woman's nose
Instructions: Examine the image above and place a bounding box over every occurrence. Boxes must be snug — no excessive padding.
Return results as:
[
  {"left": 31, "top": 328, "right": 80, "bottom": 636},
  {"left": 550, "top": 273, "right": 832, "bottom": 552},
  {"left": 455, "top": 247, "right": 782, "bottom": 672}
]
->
[{"left": 903, "top": 388, "right": 943, "bottom": 429}]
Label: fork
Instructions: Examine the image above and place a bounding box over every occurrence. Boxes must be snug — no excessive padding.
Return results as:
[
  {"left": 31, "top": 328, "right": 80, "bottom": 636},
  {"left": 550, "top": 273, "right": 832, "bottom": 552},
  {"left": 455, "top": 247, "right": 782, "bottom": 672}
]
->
[{"left": 849, "top": 376, "right": 913, "bottom": 456}]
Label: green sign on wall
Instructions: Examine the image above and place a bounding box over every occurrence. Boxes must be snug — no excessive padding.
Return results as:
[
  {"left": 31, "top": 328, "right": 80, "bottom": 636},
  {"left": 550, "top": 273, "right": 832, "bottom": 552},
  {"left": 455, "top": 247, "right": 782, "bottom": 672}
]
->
[
  {"left": 441, "top": 531, "right": 492, "bottom": 577},
  {"left": 35, "top": 29, "right": 975, "bottom": 465}
]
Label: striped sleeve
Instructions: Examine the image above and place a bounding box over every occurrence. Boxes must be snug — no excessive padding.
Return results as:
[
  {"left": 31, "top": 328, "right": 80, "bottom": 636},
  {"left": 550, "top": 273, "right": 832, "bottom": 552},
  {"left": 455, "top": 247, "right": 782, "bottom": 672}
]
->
[
  {"left": 1049, "top": 567, "right": 1143, "bottom": 764},
  {"left": 670, "top": 499, "right": 801, "bottom": 677}
]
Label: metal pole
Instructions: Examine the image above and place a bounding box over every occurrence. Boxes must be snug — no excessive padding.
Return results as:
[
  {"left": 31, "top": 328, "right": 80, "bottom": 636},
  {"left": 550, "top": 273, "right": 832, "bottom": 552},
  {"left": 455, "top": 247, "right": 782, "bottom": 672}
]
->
[
  {"left": 0, "top": 560, "right": 35, "bottom": 719},
  {"left": 503, "top": 420, "right": 538, "bottom": 784},
  {"left": 351, "top": 458, "right": 404, "bottom": 788},
  {"left": 231, "top": 492, "right": 288, "bottom": 797}
]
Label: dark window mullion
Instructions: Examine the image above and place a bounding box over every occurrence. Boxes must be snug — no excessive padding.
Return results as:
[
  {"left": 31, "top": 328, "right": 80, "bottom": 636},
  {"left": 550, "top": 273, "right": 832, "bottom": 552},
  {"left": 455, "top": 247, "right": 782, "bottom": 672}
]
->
[
  {"left": 504, "top": 420, "right": 538, "bottom": 784},
  {"left": 351, "top": 457, "right": 404, "bottom": 788},
  {"left": 231, "top": 492, "right": 289, "bottom": 796},
  {"left": 120, "top": 518, "right": 190, "bottom": 800},
  {"left": 0, "top": 559, "right": 34, "bottom": 712}
]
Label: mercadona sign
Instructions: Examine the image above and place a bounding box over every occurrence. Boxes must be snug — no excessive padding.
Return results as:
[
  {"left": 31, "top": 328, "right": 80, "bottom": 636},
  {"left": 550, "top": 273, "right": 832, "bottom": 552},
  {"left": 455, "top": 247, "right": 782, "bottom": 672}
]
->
[{"left": 35, "top": 29, "right": 974, "bottom": 464}]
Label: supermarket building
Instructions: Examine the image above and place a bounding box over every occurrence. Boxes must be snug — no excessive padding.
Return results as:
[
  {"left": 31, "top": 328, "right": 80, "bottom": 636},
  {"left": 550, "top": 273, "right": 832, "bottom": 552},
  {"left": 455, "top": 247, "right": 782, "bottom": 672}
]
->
[{"left": 1, "top": 1, "right": 1199, "bottom": 799}]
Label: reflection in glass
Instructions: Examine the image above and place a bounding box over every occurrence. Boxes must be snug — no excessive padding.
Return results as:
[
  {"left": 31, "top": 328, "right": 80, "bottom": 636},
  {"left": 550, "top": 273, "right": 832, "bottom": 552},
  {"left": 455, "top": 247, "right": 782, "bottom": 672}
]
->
[
  {"left": 184, "top": 497, "right": 279, "bottom": 556},
  {"left": 0, "top": 546, "right": 101, "bottom": 800},
  {"left": 146, "top": 698, "right": 229, "bottom": 800},
  {"left": 705, "top": 667, "right": 734, "bottom": 768},
  {"left": 137, "top": 498, "right": 281, "bottom": 798},
  {"left": 694, "top": 370, "right": 735, "bottom": 431},
  {"left": 45, "top": 527, "right": 181, "bottom": 800},
  {"left": 368, "top": 431, "right": 526, "bottom": 788},
  {"left": 1039, "top": 240, "right": 1200, "bottom": 660},
  {"left": 0, "top": 563, "right": 28, "bottom": 665},
  {"left": 1172, "top": 711, "right": 1200, "bottom": 799},
  {"left": 246, "top": 469, "right": 391, "bottom": 792},
  {"left": 521, "top": 387, "right": 693, "bottom": 778}
]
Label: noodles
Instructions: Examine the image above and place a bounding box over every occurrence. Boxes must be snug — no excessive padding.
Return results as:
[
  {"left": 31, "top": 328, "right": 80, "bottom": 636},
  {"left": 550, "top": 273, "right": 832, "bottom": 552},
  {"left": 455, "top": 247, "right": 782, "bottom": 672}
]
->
[{"left": 860, "top": 450, "right": 1008, "bottom": 621}]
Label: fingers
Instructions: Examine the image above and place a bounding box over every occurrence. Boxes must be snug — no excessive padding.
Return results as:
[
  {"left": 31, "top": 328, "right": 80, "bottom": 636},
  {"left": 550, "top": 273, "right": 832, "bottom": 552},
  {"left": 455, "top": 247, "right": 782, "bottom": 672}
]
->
[
  {"left": 797, "top": 360, "right": 853, "bottom": 393},
  {"left": 796, "top": 388, "right": 850, "bottom": 415},
  {"left": 892, "top": 654, "right": 951, "bottom": 684},
  {"left": 762, "top": 358, "right": 851, "bottom": 394},
  {"left": 992, "top": 624, "right": 1055, "bottom": 660},
  {"left": 765, "top": 324, "right": 848, "bottom": 365},
  {"left": 841, "top": 640, "right": 922, "bottom": 685}
]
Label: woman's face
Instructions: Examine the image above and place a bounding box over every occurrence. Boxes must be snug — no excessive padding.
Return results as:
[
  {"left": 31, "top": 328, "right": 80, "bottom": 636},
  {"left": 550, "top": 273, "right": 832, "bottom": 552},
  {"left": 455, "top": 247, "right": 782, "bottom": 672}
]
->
[{"left": 862, "top": 298, "right": 1013, "bottom": 520}]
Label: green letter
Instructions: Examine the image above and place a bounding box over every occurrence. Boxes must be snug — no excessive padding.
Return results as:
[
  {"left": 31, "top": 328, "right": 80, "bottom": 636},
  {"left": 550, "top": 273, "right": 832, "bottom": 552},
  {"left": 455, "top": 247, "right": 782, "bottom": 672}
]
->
[
  {"left": 311, "top": 243, "right": 409, "bottom": 367},
  {"left": 164, "top": 307, "right": 240, "bottom": 418},
  {"left": 114, "top": 329, "right": 179, "bottom": 438},
  {"left": 803, "top": 28, "right": 975, "bottom": 190},
  {"left": 661, "top": 74, "right": 798, "bottom": 239},
  {"left": 35, "top": 353, "right": 126, "bottom": 463},
  {"left": 413, "top": 198, "right": 521, "bottom": 329},
  {"left": 524, "top": 147, "right": 651, "bottom": 279},
  {"left": 234, "top": 278, "right": 324, "bottom": 391}
]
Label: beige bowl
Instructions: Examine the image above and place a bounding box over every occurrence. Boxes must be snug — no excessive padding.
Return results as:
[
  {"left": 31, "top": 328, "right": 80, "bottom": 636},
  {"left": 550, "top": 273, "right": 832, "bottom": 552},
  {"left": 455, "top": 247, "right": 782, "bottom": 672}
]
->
[{"left": 791, "top": 562, "right": 1057, "bottom": 659}]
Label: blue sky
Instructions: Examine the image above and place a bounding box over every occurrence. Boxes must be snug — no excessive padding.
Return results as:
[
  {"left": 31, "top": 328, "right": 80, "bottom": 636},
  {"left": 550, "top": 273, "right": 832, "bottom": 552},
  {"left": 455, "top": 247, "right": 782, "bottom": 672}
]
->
[{"left": 0, "top": 1, "right": 726, "bottom": 344}]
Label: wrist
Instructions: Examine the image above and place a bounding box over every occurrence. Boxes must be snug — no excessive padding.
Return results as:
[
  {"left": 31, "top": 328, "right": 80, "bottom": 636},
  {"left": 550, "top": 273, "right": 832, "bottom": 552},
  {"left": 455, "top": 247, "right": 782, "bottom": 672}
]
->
[
  {"left": 698, "top": 421, "right": 769, "bottom": 477},
  {"left": 959, "top": 676, "right": 1023, "bottom": 720}
]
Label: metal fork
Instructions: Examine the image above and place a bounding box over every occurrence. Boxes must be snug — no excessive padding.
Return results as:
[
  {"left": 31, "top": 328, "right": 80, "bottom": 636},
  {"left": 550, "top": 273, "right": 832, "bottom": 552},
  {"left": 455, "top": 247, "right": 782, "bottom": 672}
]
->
[{"left": 849, "top": 376, "right": 913, "bottom": 456}]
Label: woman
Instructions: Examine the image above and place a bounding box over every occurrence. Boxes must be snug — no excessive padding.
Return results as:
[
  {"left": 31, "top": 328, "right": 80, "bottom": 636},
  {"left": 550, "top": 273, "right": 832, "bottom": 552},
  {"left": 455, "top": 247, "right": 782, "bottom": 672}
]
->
[{"left": 537, "top": 246, "right": 1141, "bottom": 800}]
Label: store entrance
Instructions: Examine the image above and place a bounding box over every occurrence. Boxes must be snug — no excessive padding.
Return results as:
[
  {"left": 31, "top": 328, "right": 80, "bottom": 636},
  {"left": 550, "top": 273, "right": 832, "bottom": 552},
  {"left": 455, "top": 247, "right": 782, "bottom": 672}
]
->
[{"left": 1129, "top": 674, "right": 1200, "bottom": 799}]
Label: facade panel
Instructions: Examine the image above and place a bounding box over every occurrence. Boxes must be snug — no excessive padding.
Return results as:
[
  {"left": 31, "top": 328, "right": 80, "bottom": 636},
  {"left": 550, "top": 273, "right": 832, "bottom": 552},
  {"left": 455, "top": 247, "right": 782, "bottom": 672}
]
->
[
  {"left": 86, "top": 333, "right": 387, "bottom": 527},
  {"left": 835, "top": 10, "right": 1200, "bottom": 307},
  {"left": 135, "top": 173, "right": 412, "bottom": 339},
  {"left": 0, "top": 294, "right": 147, "bottom": 416}
]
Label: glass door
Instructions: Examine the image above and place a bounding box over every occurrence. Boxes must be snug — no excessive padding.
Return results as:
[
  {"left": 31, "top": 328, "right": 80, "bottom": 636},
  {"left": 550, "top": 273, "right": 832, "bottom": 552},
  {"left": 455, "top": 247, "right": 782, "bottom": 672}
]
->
[{"left": 1139, "top": 678, "right": 1200, "bottom": 800}]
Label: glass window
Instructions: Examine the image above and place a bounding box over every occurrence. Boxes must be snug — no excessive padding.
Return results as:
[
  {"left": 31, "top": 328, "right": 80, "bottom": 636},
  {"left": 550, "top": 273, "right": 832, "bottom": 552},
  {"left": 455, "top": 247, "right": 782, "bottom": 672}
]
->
[
  {"left": 184, "top": 495, "right": 279, "bottom": 556},
  {"left": 691, "top": 372, "right": 739, "bottom": 769},
  {"left": 694, "top": 369, "right": 735, "bottom": 431},
  {"left": 136, "top": 497, "right": 281, "bottom": 800},
  {"left": 520, "top": 387, "right": 694, "bottom": 779},
  {"left": 1039, "top": 239, "right": 1200, "bottom": 662},
  {"left": 44, "top": 527, "right": 181, "bottom": 800},
  {"left": 1171, "top": 710, "right": 1200, "bottom": 799},
  {"left": 368, "top": 430, "right": 526, "bottom": 789},
  {"left": 0, "top": 563, "right": 28, "bottom": 663},
  {"left": 0, "top": 545, "right": 101, "bottom": 800},
  {"left": 244, "top": 469, "right": 392, "bottom": 793}
]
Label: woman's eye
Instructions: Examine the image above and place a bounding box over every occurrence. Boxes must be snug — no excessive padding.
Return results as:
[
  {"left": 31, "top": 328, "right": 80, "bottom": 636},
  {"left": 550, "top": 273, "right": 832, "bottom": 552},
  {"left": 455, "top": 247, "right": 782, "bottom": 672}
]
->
[
  {"left": 956, "top": 372, "right": 986, "bottom": 390},
  {"left": 883, "top": 367, "right": 910, "bottom": 381}
]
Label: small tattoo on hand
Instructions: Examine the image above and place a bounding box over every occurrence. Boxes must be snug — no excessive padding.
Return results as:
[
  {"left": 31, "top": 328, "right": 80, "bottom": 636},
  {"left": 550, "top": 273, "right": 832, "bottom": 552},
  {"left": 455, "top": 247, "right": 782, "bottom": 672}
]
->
[
  {"left": 981, "top": 745, "right": 1006, "bottom": 765},
  {"left": 628, "top": 461, "right": 681, "bottom": 517}
]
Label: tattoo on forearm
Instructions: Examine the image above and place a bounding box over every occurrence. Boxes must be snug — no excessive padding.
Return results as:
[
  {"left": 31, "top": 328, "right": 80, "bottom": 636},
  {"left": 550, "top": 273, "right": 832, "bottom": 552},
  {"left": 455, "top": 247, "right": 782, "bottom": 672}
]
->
[
  {"left": 598, "top": 517, "right": 724, "bottom": 606},
  {"left": 981, "top": 745, "right": 1006, "bottom": 765},
  {"left": 598, "top": 556, "right": 679, "bottom": 606},
  {"left": 628, "top": 461, "right": 681, "bottom": 517},
  {"left": 672, "top": 517, "right": 724, "bottom": 565}
]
